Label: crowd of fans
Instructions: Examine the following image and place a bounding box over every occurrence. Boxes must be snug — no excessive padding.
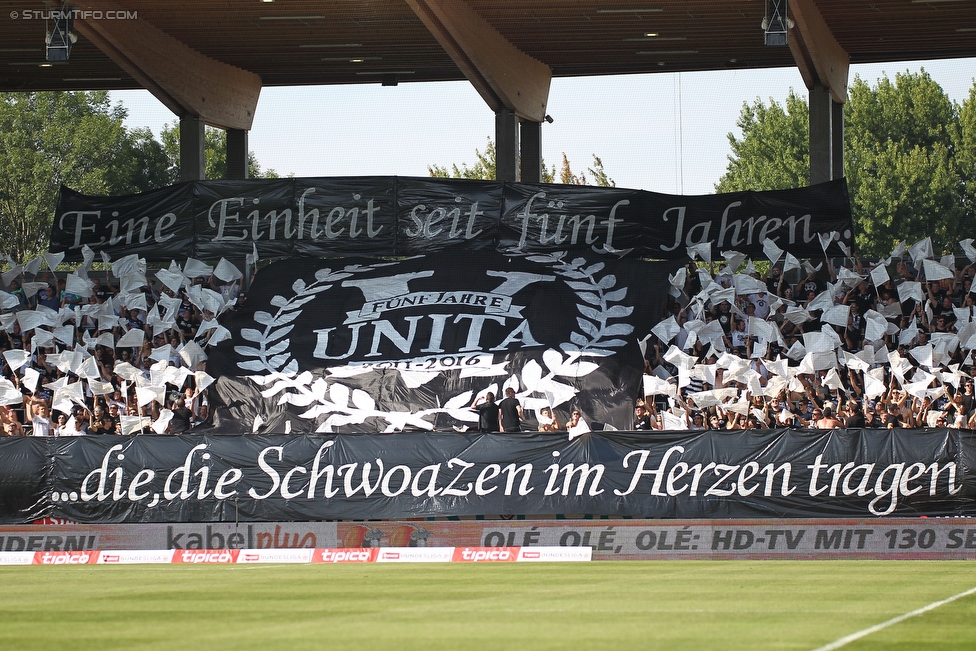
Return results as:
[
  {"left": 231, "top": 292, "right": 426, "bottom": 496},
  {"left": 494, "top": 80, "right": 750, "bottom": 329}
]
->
[
  {"left": 5, "top": 235, "right": 975, "bottom": 438},
  {"left": 0, "top": 250, "right": 245, "bottom": 437},
  {"left": 634, "top": 237, "right": 976, "bottom": 432}
]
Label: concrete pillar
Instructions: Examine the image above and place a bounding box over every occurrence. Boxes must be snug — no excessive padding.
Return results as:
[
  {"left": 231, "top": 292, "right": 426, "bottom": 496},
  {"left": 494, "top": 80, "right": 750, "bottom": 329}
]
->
[
  {"left": 831, "top": 99, "right": 845, "bottom": 180},
  {"left": 809, "top": 84, "right": 832, "bottom": 185},
  {"left": 226, "top": 129, "right": 249, "bottom": 180},
  {"left": 179, "top": 115, "right": 206, "bottom": 181},
  {"left": 519, "top": 120, "right": 542, "bottom": 183},
  {"left": 495, "top": 109, "right": 519, "bottom": 182}
]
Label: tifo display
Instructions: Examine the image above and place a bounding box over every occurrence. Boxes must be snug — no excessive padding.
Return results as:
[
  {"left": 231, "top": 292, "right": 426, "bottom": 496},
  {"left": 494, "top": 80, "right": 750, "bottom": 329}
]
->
[{"left": 3, "top": 176, "right": 976, "bottom": 528}]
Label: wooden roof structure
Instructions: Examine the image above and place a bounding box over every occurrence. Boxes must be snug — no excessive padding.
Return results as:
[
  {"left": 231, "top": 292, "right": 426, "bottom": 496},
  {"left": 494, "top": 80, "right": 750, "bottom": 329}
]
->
[{"left": 2, "top": 1, "right": 974, "bottom": 130}]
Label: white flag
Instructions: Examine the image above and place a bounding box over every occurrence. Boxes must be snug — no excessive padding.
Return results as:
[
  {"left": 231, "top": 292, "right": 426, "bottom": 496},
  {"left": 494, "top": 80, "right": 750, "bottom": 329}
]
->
[
  {"left": 0, "top": 378, "right": 24, "bottom": 405},
  {"left": 194, "top": 371, "right": 215, "bottom": 392},
  {"left": 88, "top": 379, "right": 115, "bottom": 396},
  {"left": 782, "top": 252, "right": 800, "bottom": 273},
  {"left": 24, "top": 256, "right": 44, "bottom": 276},
  {"left": 111, "top": 254, "right": 144, "bottom": 279},
  {"left": 651, "top": 316, "right": 680, "bottom": 344},
  {"left": 897, "top": 281, "right": 923, "bottom": 304},
  {"left": 721, "top": 250, "right": 747, "bottom": 273},
  {"left": 643, "top": 375, "right": 676, "bottom": 397},
  {"left": 922, "top": 259, "right": 954, "bottom": 282},
  {"left": 0, "top": 265, "right": 23, "bottom": 287},
  {"left": 183, "top": 258, "right": 214, "bottom": 279},
  {"left": 821, "top": 304, "right": 851, "bottom": 328},
  {"left": 246, "top": 242, "right": 260, "bottom": 266},
  {"left": 863, "top": 373, "right": 887, "bottom": 399},
  {"left": 116, "top": 328, "right": 145, "bottom": 349},
  {"left": 686, "top": 243, "right": 712, "bottom": 264},
  {"left": 156, "top": 266, "right": 185, "bottom": 294},
  {"left": 908, "top": 237, "right": 933, "bottom": 265},
  {"left": 65, "top": 273, "right": 93, "bottom": 298},
  {"left": 870, "top": 263, "right": 890, "bottom": 288},
  {"left": 213, "top": 258, "right": 243, "bottom": 282},
  {"left": 960, "top": 239, "right": 976, "bottom": 263},
  {"left": 2, "top": 349, "right": 30, "bottom": 372},
  {"left": 42, "top": 252, "right": 65, "bottom": 271},
  {"left": 817, "top": 232, "right": 834, "bottom": 252},
  {"left": 120, "top": 415, "right": 151, "bottom": 436},
  {"left": 151, "top": 409, "right": 174, "bottom": 434},
  {"left": 762, "top": 238, "right": 783, "bottom": 264},
  {"left": 179, "top": 340, "right": 209, "bottom": 368}
]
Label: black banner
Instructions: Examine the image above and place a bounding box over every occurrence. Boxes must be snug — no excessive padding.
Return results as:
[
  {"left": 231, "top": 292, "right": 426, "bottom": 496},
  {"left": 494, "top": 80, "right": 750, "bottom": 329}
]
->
[
  {"left": 206, "top": 250, "right": 670, "bottom": 434},
  {"left": 1, "top": 428, "right": 973, "bottom": 524},
  {"left": 50, "top": 177, "right": 852, "bottom": 261},
  {"left": 52, "top": 182, "right": 197, "bottom": 260}
]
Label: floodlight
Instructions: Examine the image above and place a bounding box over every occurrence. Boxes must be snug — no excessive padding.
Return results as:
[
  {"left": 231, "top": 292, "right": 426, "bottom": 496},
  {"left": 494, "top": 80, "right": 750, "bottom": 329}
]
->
[{"left": 763, "top": 0, "right": 791, "bottom": 47}]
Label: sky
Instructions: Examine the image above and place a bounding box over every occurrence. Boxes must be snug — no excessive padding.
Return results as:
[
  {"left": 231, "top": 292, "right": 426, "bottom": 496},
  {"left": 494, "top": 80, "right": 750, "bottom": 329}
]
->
[{"left": 111, "top": 57, "right": 976, "bottom": 196}]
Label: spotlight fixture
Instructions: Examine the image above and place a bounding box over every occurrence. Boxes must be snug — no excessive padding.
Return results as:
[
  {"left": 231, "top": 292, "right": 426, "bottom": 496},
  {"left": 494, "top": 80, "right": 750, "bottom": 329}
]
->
[
  {"left": 259, "top": 15, "right": 325, "bottom": 20},
  {"left": 299, "top": 43, "right": 362, "bottom": 48},
  {"left": 596, "top": 7, "right": 663, "bottom": 13},
  {"left": 544, "top": 114, "right": 554, "bottom": 124},
  {"left": 357, "top": 70, "right": 415, "bottom": 77},
  {"left": 320, "top": 56, "right": 381, "bottom": 62},
  {"left": 762, "top": 0, "right": 792, "bottom": 47},
  {"left": 45, "top": 5, "right": 74, "bottom": 62}
]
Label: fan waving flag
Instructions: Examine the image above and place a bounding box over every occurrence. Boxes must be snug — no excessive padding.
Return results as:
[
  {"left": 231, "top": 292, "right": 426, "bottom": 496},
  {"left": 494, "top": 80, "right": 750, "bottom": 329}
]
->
[{"left": 207, "top": 251, "right": 672, "bottom": 434}]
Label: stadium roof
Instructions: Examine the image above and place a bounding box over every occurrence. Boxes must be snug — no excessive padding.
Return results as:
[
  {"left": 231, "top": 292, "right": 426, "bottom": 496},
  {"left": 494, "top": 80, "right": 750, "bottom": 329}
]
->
[{"left": 0, "top": 0, "right": 976, "bottom": 129}]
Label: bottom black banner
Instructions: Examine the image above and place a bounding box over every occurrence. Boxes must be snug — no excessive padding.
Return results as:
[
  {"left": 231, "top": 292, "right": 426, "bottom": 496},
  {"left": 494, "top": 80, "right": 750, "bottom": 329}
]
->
[{"left": 1, "top": 428, "right": 974, "bottom": 523}]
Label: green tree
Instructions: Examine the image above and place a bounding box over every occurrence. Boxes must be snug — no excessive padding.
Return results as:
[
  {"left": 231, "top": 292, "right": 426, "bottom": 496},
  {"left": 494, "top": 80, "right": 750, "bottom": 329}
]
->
[
  {"left": 717, "top": 71, "right": 975, "bottom": 257},
  {"left": 429, "top": 138, "right": 615, "bottom": 187},
  {"left": 428, "top": 139, "right": 501, "bottom": 181},
  {"left": 557, "top": 153, "right": 616, "bottom": 187},
  {"left": 0, "top": 91, "right": 169, "bottom": 262},
  {"left": 846, "top": 71, "right": 965, "bottom": 256},
  {"left": 958, "top": 83, "right": 976, "bottom": 226},
  {"left": 586, "top": 156, "right": 615, "bottom": 188},
  {"left": 715, "top": 90, "right": 809, "bottom": 193},
  {"left": 159, "top": 123, "right": 278, "bottom": 183}
]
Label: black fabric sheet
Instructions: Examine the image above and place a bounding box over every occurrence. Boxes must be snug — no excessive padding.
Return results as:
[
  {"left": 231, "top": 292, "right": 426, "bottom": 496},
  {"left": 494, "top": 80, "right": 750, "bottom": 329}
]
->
[
  {"left": 1, "top": 428, "right": 973, "bottom": 524},
  {"left": 206, "top": 250, "right": 670, "bottom": 434},
  {"left": 50, "top": 177, "right": 853, "bottom": 261}
]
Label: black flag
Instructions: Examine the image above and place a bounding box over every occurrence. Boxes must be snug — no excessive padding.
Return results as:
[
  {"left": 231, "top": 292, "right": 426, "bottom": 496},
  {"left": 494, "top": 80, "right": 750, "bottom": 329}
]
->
[{"left": 207, "top": 251, "right": 672, "bottom": 434}]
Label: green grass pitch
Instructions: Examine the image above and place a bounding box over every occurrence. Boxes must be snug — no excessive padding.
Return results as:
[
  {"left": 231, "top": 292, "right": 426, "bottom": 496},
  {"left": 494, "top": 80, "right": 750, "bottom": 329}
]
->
[{"left": 2, "top": 561, "right": 975, "bottom": 650}]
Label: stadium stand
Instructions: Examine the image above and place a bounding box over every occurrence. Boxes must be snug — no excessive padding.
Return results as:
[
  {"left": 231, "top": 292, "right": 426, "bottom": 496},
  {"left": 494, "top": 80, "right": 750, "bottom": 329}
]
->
[
  {"left": 0, "top": 250, "right": 238, "bottom": 436},
  {"left": 2, "top": 235, "right": 975, "bottom": 436},
  {"left": 641, "top": 237, "right": 976, "bottom": 431}
]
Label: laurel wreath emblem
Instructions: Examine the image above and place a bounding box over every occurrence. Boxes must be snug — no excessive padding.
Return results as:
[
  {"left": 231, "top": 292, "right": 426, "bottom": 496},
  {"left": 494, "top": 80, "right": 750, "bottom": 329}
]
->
[
  {"left": 526, "top": 252, "right": 635, "bottom": 357},
  {"left": 232, "top": 253, "right": 634, "bottom": 431},
  {"left": 234, "top": 263, "right": 392, "bottom": 374}
]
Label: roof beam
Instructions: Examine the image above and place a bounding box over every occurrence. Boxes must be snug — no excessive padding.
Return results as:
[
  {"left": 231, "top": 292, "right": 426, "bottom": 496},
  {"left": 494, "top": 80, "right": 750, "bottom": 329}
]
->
[
  {"left": 405, "top": 0, "right": 551, "bottom": 122},
  {"left": 787, "top": 0, "right": 850, "bottom": 103},
  {"left": 73, "top": 2, "right": 261, "bottom": 130}
]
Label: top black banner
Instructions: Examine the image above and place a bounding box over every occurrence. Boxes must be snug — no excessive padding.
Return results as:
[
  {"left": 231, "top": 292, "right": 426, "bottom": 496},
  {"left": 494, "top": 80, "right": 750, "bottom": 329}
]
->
[{"left": 50, "top": 177, "right": 853, "bottom": 262}]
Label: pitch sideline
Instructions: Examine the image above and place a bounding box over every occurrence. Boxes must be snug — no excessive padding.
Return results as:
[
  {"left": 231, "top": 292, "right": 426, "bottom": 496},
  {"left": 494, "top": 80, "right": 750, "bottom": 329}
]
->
[{"left": 811, "top": 585, "right": 976, "bottom": 651}]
